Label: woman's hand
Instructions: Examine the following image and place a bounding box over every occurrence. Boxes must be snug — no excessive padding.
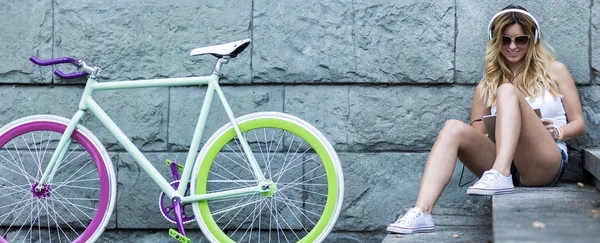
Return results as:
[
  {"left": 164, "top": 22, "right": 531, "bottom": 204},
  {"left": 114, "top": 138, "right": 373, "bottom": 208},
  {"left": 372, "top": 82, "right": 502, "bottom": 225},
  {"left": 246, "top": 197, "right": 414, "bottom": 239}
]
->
[{"left": 541, "top": 118, "right": 557, "bottom": 140}]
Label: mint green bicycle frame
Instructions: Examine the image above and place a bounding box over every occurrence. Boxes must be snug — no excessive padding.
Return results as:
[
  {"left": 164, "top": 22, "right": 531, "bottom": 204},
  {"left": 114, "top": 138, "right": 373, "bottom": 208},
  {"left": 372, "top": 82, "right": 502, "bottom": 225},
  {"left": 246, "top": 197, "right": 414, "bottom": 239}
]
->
[{"left": 36, "top": 73, "right": 268, "bottom": 204}]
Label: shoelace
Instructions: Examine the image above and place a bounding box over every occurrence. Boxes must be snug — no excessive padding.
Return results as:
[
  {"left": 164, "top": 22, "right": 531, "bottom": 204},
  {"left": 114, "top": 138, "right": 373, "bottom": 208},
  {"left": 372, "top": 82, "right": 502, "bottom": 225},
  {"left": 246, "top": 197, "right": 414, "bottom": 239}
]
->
[
  {"left": 473, "top": 171, "right": 499, "bottom": 187},
  {"left": 395, "top": 208, "right": 420, "bottom": 223}
]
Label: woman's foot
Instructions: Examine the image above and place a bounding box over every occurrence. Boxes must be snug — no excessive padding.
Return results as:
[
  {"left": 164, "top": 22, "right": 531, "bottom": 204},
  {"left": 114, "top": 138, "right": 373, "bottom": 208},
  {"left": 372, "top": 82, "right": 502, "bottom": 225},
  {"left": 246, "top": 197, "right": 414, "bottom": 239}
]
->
[
  {"left": 387, "top": 207, "right": 435, "bottom": 234},
  {"left": 467, "top": 169, "right": 514, "bottom": 196}
]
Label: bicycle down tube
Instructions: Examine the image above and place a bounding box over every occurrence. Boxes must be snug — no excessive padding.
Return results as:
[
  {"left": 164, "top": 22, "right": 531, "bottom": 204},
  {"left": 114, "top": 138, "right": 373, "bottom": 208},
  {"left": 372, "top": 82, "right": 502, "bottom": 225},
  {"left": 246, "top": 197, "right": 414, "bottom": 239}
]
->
[{"left": 36, "top": 72, "right": 268, "bottom": 202}]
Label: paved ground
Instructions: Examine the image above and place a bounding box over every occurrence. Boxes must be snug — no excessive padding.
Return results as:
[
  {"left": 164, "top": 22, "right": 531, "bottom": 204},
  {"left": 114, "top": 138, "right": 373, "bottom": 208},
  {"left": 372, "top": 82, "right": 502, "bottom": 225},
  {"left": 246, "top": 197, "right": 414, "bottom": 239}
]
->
[
  {"left": 381, "top": 214, "right": 492, "bottom": 243},
  {"left": 493, "top": 183, "right": 600, "bottom": 243},
  {"left": 96, "top": 229, "right": 387, "bottom": 243}
]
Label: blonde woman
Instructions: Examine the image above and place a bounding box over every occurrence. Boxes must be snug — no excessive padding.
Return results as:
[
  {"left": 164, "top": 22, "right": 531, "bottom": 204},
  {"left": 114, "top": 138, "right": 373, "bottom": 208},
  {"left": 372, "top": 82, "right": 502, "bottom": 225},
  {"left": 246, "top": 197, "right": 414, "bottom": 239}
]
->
[{"left": 387, "top": 4, "right": 585, "bottom": 234}]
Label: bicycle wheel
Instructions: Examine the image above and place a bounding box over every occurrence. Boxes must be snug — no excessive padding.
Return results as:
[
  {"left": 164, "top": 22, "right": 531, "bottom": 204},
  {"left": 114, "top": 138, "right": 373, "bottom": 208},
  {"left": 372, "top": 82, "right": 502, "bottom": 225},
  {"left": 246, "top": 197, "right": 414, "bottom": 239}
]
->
[
  {"left": 0, "top": 115, "right": 116, "bottom": 243},
  {"left": 191, "top": 112, "right": 344, "bottom": 243}
]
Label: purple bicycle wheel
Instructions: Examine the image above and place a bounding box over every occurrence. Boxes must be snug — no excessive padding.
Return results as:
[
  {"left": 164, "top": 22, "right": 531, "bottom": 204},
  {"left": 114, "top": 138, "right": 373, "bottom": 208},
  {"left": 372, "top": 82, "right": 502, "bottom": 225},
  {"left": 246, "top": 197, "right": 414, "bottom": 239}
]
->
[{"left": 0, "top": 117, "right": 114, "bottom": 243}]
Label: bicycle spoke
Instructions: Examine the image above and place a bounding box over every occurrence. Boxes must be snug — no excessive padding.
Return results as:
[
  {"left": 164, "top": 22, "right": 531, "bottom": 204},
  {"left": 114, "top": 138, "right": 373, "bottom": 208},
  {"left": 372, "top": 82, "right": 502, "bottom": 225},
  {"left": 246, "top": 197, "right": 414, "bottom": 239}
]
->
[
  {"left": 10, "top": 198, "right": 39, "bottom": 242},
  {"left": 0, "top": 191, "right": 32, "bottom": 228},
  {"left": 51, "top": 161, "right": 95, "bottom": 190},
  {"left": 266, "top": 197, "right": 296, "bottom": 241},
  {"left": 274, "top": 195, "right": 310, "bottom": 233},
  {"left": 277, "top": 191, "right": 321, "bottom": 222},
  {"left": 5, "top": 197, "right": 36, "bottom": 239},
  {"left": 52, "top": 167, "right": 97, "bottom": 191},
  {"left": 53, "top": 191, "right": 95, "bottom": 218},
  {"left": 196, "top": 114, "right": 342, "bottom": 242},
  {"left": 213, "top": 152, "right": 254, "bottom": 180},
  {"left": 273, "top": 142, "right": 308, "bottom": 183},
  {"left": 57, "top": 145, "right": 87, "bottom": 172},
  {"left": 23, "top": 132, "right": 43, "bottom": 180},
  {"left": 48, "top": 198, "right": 75, "bottom": 242},
  {"left": 280, "top": 183, "right": 328, "bottom": 198},
  {"left": 11, "top": 140, "right": 35, "bottom": 185},
  {"left": 231, "top": 198, "right": 263, "bottom": 239},
  {"left": 0, "top": 121, "right": 112, "bottom": 243},
  {"left": 0, "top": 153, "right": 37, "bottom": 183},
  {"left": 209, "top": 163, "right": 253, "bottom": 187},
  {"left": 252, "top": 130, "right": 268, "bottom": 177}
]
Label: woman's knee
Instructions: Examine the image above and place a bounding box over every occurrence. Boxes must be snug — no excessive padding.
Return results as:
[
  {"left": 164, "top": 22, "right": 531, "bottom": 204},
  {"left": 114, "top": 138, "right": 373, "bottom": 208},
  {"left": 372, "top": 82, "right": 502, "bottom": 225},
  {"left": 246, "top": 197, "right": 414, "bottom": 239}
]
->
[
  {"left": 439, "top": 119, "right": 469, "bottom": 139},
  {"left": 496, "top": 83, "right": 519, "bottom": 102}
]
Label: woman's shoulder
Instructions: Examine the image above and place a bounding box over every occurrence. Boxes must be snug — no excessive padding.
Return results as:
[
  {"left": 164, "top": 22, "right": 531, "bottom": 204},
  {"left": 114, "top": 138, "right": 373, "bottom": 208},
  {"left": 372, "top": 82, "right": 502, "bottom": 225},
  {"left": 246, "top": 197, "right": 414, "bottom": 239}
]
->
[
  {"left": 547, "top": 61, "right": 571, "bottom": 84},
  {"left": 548, "top": 61, "right": 569, "bottom": 75}
]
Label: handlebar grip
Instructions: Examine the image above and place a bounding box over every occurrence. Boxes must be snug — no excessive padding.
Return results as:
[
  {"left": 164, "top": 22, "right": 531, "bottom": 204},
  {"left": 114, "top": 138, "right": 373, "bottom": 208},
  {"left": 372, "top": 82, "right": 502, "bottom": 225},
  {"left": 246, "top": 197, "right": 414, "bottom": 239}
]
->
[
  {"left": 30, "top": 56, "right": 81, "bottom": 67},
  {"left": 54, "top": 70, "right": 88, "bottom": 79}
]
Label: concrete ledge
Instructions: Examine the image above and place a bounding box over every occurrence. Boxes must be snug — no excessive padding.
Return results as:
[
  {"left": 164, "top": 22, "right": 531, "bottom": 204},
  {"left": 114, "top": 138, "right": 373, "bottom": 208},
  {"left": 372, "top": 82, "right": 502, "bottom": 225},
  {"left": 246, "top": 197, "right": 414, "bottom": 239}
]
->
[
  {"left": 584, "top": 148, "right": 600, "bottom": 188},
  {"left": 96, "top": 229, "right": 385, "bottom": 243},
  {"left": 492, "top": 183, "right": 600, "bottom": 243},
  {"left": 381, "top": 214, "right": 492, "bottom": 243}
]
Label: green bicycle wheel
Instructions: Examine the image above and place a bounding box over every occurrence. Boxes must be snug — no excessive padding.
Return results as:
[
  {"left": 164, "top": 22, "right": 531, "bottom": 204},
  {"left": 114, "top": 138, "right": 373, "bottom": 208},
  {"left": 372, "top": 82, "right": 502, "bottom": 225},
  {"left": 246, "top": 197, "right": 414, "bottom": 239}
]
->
[{"left": 191, "top": 112, "right": 343, "bottom": 243}]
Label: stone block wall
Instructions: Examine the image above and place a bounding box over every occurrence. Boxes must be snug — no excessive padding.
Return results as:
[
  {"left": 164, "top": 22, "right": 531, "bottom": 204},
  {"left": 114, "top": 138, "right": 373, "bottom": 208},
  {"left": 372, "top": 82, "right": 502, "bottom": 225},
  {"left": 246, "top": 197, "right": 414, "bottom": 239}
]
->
[{"left": 1, "top": 0, "right": 599, "bottom": 240}]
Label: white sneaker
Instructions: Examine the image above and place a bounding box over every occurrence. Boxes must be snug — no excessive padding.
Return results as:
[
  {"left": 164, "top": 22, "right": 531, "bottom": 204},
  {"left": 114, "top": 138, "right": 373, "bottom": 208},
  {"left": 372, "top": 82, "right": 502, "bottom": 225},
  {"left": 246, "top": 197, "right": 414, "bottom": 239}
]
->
[
  {"left": 467, "top": 169, "right": 514, "bottom": 196},
  {"left": 387, "top": 207, "right": 435, "bottom": 234}
]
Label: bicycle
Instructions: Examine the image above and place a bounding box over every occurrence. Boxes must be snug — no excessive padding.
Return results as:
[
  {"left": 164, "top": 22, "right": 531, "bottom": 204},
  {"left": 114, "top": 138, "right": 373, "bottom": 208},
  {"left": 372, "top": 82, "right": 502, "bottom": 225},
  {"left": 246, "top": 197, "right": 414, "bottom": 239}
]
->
[{"left": 0, "top": 39, "right": 344, "bottom": 243}]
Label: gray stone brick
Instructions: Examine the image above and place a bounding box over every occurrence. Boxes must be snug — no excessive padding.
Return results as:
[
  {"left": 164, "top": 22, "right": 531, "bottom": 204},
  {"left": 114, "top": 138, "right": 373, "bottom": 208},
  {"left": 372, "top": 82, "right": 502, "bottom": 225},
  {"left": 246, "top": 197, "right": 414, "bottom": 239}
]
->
[
  {"left": 285, "top": 85, "right": 349, "bottom": 151},
  {"left": 0, "top": 86, "right": 169, "bottom": 151},
  {"left": 347, "top": 85, "right": 472, "bottom": 151},
  {"left": 253, "top": 0, "right": 454, "bottom": 83},
  {"left": 0, "top": 86, "right": 82, "bottom": 126},
  {"left": 579, "top": 86, "right": 600, "bottom": 148},
  {"left": 53, "top": 0, "right": 251, "bottom": 84},
  {"left": 168, "top": 85, "right": 283, "bottom": 150},
  {"left": 85, "top": 88, "right": 169, "bottom": 151},
  {"left": 336, "top": 152, "right": 489, "bottom": 231},
  {"left": 252, "top": 1, "right": 356, "bottom": 83},
  {"left": 593, "top": 0, "right": 600, "bottom": 81},
  {"left": 353, "top": 0, "right": 454, "bottom": 83},
  {"left": 116, "top": 152, "right": 192, "bottom": 229},
  {"left": 456, "top": 0, "right": 590, "bottom": 84},
  {"left": 0, "top": 1, "right": 53, "bottom": 84}
]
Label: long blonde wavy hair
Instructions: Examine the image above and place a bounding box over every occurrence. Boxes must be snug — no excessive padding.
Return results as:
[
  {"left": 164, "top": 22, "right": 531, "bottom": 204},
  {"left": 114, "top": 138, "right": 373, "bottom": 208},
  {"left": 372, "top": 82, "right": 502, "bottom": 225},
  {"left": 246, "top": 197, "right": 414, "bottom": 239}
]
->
[{"left": 478, "top": 5, "right": 560, "bottom": 107}]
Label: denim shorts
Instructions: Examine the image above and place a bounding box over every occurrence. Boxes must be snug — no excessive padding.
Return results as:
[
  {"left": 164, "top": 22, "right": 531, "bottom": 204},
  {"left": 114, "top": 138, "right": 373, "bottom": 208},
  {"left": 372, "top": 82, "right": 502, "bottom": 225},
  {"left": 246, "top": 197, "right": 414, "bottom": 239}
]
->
[{"left": 510, "top": 145, "right": 568, "bottom": 187}]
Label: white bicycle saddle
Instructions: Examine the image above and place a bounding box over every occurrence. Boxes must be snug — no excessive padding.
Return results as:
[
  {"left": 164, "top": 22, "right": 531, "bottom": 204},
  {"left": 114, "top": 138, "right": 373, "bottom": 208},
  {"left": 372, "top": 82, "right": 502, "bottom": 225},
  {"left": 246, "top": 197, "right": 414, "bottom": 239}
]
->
[{"left": 190, "top": 39, "right": 251, "bottom": 58}]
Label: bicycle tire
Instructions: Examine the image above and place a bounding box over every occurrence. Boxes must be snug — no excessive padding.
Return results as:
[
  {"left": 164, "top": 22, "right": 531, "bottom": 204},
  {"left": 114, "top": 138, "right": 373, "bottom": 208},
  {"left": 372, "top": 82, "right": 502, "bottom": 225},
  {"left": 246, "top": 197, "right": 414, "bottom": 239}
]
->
[
  {"left": 0, "top": 115, "right": 116, "bottom": 243},
  {"left": 191, "top": 112, "right": 344, "bottom": 243}
]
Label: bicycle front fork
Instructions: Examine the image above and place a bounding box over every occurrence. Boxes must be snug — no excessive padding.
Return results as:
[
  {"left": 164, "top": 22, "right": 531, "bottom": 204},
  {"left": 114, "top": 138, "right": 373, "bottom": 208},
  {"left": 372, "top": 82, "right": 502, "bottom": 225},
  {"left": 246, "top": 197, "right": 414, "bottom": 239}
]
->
[{"left": 36, "top": 110, "right": 86, "bottom": 191}]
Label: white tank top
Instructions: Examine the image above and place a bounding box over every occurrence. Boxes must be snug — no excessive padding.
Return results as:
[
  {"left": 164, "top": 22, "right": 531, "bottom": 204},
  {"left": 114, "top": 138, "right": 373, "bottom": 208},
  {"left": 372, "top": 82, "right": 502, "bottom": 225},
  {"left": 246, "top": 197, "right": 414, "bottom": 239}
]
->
[{"left": 491, "top": 90, "right": 567, "bottom": 153}]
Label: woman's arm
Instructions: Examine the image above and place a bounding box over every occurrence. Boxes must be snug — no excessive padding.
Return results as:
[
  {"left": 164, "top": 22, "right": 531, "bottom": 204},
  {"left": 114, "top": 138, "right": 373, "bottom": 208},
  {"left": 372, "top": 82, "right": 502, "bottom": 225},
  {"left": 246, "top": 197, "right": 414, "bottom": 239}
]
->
[
  {"left": 471, "top": 84, "right": 491, "bottom": 134},
  {"left": 548, "top": 61, "right": 586, "bottom": 141}
]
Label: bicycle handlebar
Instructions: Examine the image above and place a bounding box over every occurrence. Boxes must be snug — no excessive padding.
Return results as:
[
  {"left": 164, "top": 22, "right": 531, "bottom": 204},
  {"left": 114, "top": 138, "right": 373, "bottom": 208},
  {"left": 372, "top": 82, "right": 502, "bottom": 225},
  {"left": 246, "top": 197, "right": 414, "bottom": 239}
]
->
[
  {"left": 54, "top": 70, "right": 89, "bottom": 79},
  {"left": 30, "top": 56, "right": 81, "bottom": 67},
  {"left": 30, "top": 56, "right": 88, "bottom": 79}
]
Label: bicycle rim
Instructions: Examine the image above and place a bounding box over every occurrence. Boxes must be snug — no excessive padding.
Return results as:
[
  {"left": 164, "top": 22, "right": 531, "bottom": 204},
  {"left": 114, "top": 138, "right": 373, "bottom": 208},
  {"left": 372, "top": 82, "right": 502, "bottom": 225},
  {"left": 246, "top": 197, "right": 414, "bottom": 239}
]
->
[
  {"left": 192, "top": 112, "right": 343, "bottom": 243},
  {"left": 0, "top": 116, "right": 114, "bottom": 243}
]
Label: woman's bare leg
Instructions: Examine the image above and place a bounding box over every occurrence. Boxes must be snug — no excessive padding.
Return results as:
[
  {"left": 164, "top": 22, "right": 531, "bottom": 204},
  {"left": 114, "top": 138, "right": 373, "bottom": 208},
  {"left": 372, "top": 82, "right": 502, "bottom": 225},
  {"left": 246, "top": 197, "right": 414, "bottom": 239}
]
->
[
  {"left": 414, "top": 120, "right": 496, "bottom": 214},
  {"left": 413, "top": 84, "right": 562, "bottom": 214},
  {"left": 494, "top": 84, "right": 562, "bottom": 185}
]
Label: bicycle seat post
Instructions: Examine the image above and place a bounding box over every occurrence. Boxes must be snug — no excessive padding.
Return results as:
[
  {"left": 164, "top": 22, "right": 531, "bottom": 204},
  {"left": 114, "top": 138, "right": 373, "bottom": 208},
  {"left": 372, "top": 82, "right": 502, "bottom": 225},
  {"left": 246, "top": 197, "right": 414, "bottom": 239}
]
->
[{"left": 212, "top": 57, "right": 230, "bottom": 76}]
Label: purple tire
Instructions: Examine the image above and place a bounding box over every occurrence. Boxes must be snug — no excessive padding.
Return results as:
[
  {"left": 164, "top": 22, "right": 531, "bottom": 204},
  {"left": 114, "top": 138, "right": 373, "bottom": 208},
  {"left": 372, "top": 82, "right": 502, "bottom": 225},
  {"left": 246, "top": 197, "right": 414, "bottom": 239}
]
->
[{"left": 0, "top": 116, "right": 115, "bottom": 243}]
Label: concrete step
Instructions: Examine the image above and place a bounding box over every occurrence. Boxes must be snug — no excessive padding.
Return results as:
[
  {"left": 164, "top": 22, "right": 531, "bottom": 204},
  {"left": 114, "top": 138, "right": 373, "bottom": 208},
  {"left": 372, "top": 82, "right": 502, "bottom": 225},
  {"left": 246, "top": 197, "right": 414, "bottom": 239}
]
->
[
  {"left": 584, "top": 148, "right": 600, "bottom": 188},
  {"left": 381, "top": 214, "right": 492, "bottom": 243},
  {"left": 492, "top": 183, "right": 600, "bottom": 243}
]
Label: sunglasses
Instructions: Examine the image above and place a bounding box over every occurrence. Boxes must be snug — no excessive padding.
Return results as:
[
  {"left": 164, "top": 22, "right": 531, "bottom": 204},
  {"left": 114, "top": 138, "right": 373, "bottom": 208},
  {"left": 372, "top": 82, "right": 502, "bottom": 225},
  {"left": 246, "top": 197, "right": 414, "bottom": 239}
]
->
[{"left": 502, "top": 35, "right": 530, "bottom": 47}]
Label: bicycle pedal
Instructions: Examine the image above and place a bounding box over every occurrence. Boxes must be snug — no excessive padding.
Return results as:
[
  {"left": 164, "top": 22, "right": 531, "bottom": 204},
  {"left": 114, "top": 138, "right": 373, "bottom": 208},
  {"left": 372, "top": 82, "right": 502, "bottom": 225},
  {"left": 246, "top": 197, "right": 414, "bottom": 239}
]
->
[
  {"left": 166, "top": 159, "right": 185, "bottom": 173},
  {"left": 168, "top": 228, "right": 191, "bottom": 243}
]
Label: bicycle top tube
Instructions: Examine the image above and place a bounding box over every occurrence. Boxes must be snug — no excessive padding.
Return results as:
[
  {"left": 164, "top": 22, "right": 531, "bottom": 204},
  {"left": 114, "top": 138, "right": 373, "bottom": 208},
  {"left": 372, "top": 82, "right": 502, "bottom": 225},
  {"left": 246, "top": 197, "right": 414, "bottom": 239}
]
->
[{"left": 29, "top": 39, "right": 251, "bottom": 80}]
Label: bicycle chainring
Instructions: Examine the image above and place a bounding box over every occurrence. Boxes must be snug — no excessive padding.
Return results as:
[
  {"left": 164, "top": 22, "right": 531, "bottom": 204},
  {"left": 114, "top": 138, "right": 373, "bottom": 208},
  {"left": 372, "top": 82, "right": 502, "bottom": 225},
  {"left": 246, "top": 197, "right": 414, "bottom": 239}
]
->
[{"left": 158, "top": 180, "right": 195, "bottom": 224}]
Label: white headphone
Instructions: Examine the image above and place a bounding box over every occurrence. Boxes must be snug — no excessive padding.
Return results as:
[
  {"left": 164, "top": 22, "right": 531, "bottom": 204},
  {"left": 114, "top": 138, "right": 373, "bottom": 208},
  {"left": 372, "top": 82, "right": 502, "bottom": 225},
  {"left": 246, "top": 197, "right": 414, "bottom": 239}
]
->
[{"left": 487, "top": 9, "right": 541, "bottom": 44}]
